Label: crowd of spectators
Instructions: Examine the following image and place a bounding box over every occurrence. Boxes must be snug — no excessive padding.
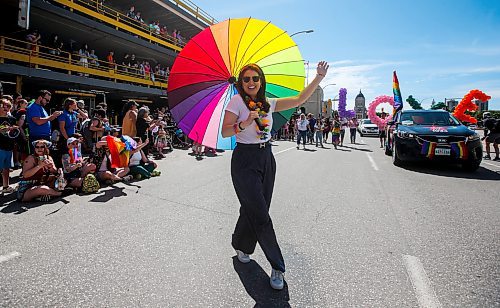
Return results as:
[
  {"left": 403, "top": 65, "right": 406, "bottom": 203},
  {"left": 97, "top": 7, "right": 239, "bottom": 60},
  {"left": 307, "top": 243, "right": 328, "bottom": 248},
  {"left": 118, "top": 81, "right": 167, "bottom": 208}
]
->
[
  {"left": 0, "top": 84, "right": 184, "bottom": 203},
  {"left": 23, "top": 29, "right": 171, "bottom": 82},
  {"left": 125, "top": 5, "right": 186, "bottom": 45}
]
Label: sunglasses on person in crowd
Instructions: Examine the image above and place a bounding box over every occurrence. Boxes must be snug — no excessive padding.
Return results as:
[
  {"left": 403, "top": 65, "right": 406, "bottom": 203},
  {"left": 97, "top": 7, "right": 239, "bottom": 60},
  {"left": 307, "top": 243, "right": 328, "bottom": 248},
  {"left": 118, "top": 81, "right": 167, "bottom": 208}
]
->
[
  {"left": 35, "top": 145, "right": 46, "bottom": 149},
  {"left": 242, "top": 76, "right": 261, "bottom": 83}
]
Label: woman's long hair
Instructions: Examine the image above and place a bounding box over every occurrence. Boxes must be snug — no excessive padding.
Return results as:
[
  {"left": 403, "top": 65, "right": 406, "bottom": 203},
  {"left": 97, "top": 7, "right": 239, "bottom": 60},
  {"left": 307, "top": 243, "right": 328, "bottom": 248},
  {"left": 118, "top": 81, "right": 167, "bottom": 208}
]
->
[
  {"left": 121, "top": 100, "right": 137, "bottom": 116},
  {"left": 63, "top": 97, "right": 76, "bottom": 111},
  {"left": 236, "top": 64, "right": 270, "bottom": 113}
]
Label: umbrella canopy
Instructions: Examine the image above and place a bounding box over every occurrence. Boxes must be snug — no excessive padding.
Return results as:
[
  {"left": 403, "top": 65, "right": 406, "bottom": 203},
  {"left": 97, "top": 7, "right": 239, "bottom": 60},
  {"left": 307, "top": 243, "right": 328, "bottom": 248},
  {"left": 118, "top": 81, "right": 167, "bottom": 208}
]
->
[{"left": 168, "top": 17, "right": 305, "bottom": 149}]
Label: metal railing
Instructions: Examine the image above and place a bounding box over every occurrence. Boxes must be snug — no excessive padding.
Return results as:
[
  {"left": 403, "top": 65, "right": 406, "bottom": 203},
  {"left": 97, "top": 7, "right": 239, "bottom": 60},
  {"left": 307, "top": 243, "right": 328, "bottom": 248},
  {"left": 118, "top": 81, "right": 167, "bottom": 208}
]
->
[
  {"left": 0, "top": 36, "right": 168, "bottom": 89},
  {"left": 169, "top": 0, "right": 217, "bottom": 25},
  {"left": 51, "top": 0, "right": 186, "bottom": 51}
]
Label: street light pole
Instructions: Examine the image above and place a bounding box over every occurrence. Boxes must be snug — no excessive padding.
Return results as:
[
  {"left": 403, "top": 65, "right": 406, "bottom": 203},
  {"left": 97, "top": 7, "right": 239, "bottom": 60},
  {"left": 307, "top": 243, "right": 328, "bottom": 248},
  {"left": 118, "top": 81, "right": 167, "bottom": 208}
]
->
[
  {"left": 290, "top": 29, "right": 314, "bottom": 37},
  {"left": 320, "top": 83, "right": 336, "bottom": 119}
]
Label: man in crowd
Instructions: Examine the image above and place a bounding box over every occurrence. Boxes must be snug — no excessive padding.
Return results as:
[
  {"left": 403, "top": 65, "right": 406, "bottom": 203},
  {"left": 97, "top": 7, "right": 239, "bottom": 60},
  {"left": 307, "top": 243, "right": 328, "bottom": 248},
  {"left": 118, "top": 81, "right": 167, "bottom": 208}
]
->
[
  {"left": 0, "top": 99, "right": 17, "bottom": 194},
  {"left": 26, "top": 90, "right": 62, "bottom": 152}
]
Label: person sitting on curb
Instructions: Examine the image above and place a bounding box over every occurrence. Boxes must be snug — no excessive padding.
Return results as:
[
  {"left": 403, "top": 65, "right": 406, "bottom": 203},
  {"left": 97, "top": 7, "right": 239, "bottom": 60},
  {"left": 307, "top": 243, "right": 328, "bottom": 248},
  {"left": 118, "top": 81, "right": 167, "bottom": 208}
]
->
[
  {"left": 129, "top": 137, "right": 160, "bottom": 180},
  {"left": 17, "top": 140, "right": 64, "bottom": 202},
  {"left": 90, "top": 137, "right": 133, "bottom": 184},
  {"left": 61, "top": 137, "right": 97, "bottom": 190}
]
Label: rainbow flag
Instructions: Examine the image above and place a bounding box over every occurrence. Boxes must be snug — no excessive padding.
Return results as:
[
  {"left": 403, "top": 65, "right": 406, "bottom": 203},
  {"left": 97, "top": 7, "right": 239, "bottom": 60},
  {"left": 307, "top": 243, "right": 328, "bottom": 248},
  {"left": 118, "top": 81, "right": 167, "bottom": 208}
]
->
[
  {"left": 393, "top": 71, "right": 403, "bottom": 116},
  {"left": 420, "top": 140, "right": 436, "bottom": 158},
  {"left": 106, "top": 135, "right": 130, "bottom": 168},
  {"left": 450, "top": 141, "right": 468, "bottom": 159}
]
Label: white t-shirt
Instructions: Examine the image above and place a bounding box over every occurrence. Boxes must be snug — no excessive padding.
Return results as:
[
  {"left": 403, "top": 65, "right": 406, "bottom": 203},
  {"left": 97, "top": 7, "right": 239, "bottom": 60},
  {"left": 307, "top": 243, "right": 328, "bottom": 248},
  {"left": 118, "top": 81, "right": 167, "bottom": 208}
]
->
[
  {"left": 225, "top": 94, "right": 276, "bottom": 144},
  {"left": 129, "top": 151, "right": 142, "bottom": 166},
  {"left": 296, "top": 119, "right": 308, "bottom": 131}
]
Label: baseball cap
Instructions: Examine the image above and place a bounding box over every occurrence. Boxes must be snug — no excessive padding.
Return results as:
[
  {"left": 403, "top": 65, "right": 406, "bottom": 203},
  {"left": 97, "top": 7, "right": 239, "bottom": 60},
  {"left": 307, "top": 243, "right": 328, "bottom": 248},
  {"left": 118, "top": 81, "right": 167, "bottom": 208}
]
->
[{"left": 67, "top": 137, "right": 79, "bottom": 145}]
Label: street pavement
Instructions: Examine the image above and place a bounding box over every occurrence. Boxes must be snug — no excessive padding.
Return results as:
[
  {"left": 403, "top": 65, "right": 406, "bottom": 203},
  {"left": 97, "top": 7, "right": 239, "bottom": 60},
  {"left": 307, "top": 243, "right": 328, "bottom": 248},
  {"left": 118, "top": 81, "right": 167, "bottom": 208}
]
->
[{"left": 1, "top": 132, "right": 499, "bottom": 307}]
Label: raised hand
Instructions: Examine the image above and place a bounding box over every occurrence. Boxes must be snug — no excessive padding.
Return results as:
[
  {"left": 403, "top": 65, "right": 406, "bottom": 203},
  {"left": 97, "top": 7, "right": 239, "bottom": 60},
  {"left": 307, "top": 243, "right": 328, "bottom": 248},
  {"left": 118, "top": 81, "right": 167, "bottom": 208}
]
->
[{"left": 317, "top": 61, "right": 329, "bottom": 77}]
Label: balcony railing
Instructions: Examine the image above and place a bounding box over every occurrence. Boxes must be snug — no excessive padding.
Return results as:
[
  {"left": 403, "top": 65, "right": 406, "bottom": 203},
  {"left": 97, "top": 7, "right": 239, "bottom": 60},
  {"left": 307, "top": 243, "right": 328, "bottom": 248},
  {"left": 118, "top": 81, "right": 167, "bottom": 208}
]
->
[
  {"left": 0, "top": 36, "right": 168, "bottom": 90},
  {"left": 168, "top": 0, "right": 217, "bottom": 26},
  {"left": 51, "top": 0, "right": 186, "bottom": 51}
]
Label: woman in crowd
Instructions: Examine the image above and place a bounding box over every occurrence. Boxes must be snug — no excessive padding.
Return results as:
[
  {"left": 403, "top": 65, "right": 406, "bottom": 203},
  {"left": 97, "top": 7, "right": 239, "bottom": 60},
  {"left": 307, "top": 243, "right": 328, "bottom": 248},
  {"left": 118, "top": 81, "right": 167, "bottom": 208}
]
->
[
  {"left": 314, "top": 117, "right": 323, "bottom": 147},
  {"left": 136, "top": 107, "right": 157, "bottom": 156},
  {"left": 14, "top": 98, "right": 29, "bottom": 168},
  {"left": 91, "top": 137, "right": 133, "bottom": 184},
  {"left": 322, "top": 118, "right": 331, "bottom": 144},
  {"left": 129, "top": 137, "right": 160, "bottom": 179},
  {"left": 17, "top": 140, "right": 64, "bottom": 202},
  {"left": 348, "top": 117, "right": 358, "bottom": 144},
  {"left": 221, "top": 61, "right": 329, "bottom": 290},
  {"left": 121, "top": 101, "right": 138, "bottom": 137},
  {"left": 340, "top": 116, "right": 348, "bottom": 147},
  {"left": 331, "top": 114, "right": 341, "bottom": 149},
  {"left": 58, "top": 98, "right": 88, "bottom": 154}
]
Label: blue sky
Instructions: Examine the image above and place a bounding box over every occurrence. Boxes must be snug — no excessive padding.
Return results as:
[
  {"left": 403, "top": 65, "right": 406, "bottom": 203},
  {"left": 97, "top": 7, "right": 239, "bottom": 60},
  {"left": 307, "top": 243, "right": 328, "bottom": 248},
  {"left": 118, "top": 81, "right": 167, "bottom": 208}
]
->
[{"left": 193, "top": 0, "right": 499, "bottom": 110}]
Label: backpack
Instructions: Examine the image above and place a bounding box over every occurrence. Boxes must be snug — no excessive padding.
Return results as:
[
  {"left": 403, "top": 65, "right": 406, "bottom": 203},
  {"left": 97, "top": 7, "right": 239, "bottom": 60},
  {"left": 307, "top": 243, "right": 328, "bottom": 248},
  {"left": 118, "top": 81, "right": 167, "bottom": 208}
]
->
[{"left": 81, "top": 173, "right": 100, "bottom": 194}]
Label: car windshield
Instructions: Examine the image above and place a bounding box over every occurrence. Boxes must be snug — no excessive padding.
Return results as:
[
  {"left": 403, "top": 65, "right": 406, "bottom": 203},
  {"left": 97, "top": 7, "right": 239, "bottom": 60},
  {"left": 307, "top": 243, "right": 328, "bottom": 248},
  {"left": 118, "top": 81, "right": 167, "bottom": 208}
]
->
[
  {"left": 363, "top": 119, "right": 372, "bottom": 124},
  {"left": 400, "top": 112, "right": 460, "bottom": 126}
]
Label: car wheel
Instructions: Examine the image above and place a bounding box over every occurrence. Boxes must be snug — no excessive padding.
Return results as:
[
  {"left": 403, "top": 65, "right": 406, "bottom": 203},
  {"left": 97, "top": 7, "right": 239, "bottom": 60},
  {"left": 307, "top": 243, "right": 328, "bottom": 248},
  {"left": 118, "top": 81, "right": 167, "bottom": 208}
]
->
[
  {"left": 462, "top": 160, "right": 480, "bottom": 172},
  {"left": 392, "top": 141, "right": 403, "bottom": 166}
]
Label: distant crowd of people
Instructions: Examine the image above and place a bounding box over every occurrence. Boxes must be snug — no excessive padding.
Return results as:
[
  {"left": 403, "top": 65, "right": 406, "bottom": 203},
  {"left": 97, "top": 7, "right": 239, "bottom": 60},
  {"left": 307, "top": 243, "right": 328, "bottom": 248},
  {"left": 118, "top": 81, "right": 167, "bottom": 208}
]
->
[{"left": 25, "top": 29, "right": 171, "bottom": 81}]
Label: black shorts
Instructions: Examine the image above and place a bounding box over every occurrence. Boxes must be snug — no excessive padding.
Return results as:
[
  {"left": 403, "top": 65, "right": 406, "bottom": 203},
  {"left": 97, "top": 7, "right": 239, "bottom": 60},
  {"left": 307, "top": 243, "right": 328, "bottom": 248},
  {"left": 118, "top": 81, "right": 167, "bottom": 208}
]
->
[
  {"left": 485, "top": 132, "right": 500, "bottom": 143},
  {"left": 379, "top": 130, "right": 387, "bottom": 138}
]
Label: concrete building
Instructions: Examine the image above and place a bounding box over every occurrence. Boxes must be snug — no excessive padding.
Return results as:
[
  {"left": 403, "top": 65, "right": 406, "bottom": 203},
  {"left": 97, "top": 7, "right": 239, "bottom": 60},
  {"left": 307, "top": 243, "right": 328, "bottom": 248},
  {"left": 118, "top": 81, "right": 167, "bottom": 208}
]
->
[
  {"left": 474, "top": 99, "right": 489, "bottom": 111},
  {"left": 301, "top": 85, "right": 323, "bottom": 117}
]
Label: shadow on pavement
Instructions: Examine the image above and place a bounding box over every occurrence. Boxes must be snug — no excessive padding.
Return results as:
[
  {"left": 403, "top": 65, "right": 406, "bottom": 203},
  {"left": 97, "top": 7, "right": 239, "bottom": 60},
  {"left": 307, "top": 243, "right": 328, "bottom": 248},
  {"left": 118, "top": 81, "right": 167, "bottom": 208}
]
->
[
  {"left": 341, "top": 145, "right": 373, "bottom": 152},
  {"left": 90, "top": 186, "right": 127, "bottom": 202},
  {"left": 232, "top": 257, "right": 290, "bottom": 307},
  {"left": 0, "top": 196, "right": 69, "bottom": 215},
  {"left": 401, "top": 163, "right": 500, "bottom": 180}
]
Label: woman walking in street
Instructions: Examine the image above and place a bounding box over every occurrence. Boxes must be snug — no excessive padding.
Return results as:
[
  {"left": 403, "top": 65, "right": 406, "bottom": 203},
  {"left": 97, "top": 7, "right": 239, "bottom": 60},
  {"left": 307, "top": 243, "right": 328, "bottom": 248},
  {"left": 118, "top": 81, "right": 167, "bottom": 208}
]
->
[
  {"left": 340, "top": 116, "right": 348, "bottom": 146},
  {"left": 348, "top": 117, "right": 358, "bottom": 144},
  {"left": 222, "top": 61, "right": 329, "bottom": 290}
]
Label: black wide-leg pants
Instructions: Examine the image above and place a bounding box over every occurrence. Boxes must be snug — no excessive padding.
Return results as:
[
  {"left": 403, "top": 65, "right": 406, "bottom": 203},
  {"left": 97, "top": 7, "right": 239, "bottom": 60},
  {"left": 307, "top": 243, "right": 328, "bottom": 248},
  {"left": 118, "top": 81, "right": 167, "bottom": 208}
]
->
[{"left": 231, "top": 144, "right": 285, "bottom": 272}]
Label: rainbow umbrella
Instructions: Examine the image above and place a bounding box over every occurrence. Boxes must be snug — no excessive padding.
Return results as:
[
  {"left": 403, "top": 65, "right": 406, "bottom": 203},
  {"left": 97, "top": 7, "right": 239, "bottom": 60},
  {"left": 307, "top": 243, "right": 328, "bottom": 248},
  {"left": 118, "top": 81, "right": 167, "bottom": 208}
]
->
[{"left": 168, "top": 17, "right": 305, "bottom": 149}]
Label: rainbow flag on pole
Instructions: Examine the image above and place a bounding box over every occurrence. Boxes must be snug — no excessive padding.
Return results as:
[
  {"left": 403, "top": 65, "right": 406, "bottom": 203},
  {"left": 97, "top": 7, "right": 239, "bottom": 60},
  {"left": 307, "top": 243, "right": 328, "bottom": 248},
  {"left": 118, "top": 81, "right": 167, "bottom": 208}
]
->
[
  {"left": 393, "top": 71, "right": 403, "bottom": 116},
  {"left": 450, "top": 141, "right": 468, "bottom": 159},
  {"left": 420, "top": 140, "right": 436, "bottom": 158}
]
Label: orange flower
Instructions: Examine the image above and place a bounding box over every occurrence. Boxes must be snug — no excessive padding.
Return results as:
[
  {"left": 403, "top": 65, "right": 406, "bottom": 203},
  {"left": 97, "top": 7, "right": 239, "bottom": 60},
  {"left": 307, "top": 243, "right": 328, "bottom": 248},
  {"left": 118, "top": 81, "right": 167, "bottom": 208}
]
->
[{"left": 248, "top": 100, "right": 256, "bottom": 109}]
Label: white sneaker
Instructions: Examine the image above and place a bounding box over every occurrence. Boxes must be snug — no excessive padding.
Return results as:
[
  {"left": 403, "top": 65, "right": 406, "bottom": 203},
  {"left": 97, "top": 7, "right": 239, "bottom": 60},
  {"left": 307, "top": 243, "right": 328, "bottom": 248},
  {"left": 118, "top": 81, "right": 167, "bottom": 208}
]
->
[
  {"left": 270, "top": 269, "right": 284, "bottom": 290},
  {"left": 235, "top": 250, "right": 251, "bottom": 263}
]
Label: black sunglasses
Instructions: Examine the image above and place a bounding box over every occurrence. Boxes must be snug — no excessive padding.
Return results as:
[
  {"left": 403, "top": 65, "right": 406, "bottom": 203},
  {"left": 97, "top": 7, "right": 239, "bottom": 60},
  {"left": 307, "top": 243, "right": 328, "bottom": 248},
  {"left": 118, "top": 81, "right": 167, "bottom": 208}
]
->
[
  {"left": 242, "top": 76, "right": 261, "bottom": 83},
  {"left": 35, "top": 146, "right": 46, "bottom": 149}
]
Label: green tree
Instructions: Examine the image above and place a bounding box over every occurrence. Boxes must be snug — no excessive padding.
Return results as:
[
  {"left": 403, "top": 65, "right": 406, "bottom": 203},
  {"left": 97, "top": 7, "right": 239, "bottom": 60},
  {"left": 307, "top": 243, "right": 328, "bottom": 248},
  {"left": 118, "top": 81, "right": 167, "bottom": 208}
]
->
[
  {"left": 431, "top": 101, "right": 447, "bottom": 110},
  {"left": 406, "top": 95, "right": 423, "bottom": 110}
]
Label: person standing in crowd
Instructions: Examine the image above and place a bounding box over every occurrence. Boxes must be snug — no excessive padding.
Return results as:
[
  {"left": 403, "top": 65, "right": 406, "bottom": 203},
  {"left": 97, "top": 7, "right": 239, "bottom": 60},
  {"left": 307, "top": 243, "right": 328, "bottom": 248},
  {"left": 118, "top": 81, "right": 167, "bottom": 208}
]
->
[
  {"left": 322, "top": 117, "right": 331, "bottom": 144},
  {"left": 348, "top": 117, "right": 358, "bottom": 144},
  {"left": 78, "top": 43, "right": 90, "bottom": 76},
  {"left": 482, "top": 114, "right": 500, "bottom": 161},
  {"left": 221, "top": 61, "right": 329, "bottom": 290},
  {"left": 296, "top": 113, "right": 309, "bottom": 150},
  {"left": 340, "top": 116, "right": 348, "bottom": 147},
  {"left": 107, "top": 51, "right": 115, "bottom": 70},
  {"left": 0, "top": 99, "right": 18, "bottom": 194},
  {"left": 288, "top": 116, "right": 295, "bottom": 141},
  {"left": 58, "top": 98, "right": 88, "bottom": 153},
  {"left": 17, "top": 139, "right": 64, "bottom": 202},
  {"left": 136, "top": 107, "right": 157, "bottom": 156},
  {"left": 331, "top": 114, "right": 341, "bottom": 149},
  {"left": 89, "top": 109, "right": 107, "bottom": 147},
  {"left": 307, "top": 113, "right": 316, "bottom": 145},
  {"left": 121, "top": 101, "right": 138, "bottom": 137},
  {"left": 378, "top": 111, "right": 388, "bottom": 148},
  {"left": 314, "top": 117, "right": 323, "bottom": 147},
  {"left": 26, "top": 90, "right": 62, "bottom": 152},
  {"left": 14, "top": 98, "right": 29, "bottom": 168}
]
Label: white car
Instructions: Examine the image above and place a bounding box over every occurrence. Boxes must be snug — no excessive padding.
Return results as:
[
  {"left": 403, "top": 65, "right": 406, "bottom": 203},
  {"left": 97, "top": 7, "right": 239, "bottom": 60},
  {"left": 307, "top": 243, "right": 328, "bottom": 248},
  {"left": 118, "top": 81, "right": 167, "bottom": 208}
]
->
[{"left": 357, "top": 119, "right": 379, "bottom": 136}]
